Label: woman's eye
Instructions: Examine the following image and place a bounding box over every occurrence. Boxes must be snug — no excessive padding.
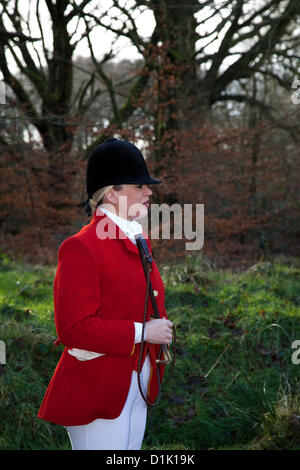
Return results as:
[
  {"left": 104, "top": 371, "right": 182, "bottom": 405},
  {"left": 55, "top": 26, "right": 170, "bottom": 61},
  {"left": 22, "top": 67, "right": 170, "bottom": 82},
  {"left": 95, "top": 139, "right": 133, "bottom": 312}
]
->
[{"left": 137, "top": 185, "right": 143, "bottom": 189}]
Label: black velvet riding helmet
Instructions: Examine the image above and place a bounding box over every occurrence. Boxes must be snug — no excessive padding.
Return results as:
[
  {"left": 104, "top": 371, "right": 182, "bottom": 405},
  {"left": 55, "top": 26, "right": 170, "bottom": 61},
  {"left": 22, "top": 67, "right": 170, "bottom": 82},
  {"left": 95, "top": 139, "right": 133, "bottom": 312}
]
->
[{"left": 85, "top": 137, "right": 161, "bottom": 215}]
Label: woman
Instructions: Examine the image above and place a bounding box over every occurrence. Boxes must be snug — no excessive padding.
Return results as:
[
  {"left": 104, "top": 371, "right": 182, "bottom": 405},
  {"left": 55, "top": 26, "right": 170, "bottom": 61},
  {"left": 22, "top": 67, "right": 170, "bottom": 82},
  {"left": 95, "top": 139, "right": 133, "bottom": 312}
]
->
[{"left": 37, "top": 137, "right": 173, "bottom": 450}]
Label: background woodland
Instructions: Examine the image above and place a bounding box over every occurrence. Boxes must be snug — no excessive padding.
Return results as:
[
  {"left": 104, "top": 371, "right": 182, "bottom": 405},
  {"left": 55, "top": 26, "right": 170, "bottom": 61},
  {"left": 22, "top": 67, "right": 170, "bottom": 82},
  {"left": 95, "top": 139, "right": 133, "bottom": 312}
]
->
[{"left": 0, "top": 0, "right": 299, "bottom": 267}]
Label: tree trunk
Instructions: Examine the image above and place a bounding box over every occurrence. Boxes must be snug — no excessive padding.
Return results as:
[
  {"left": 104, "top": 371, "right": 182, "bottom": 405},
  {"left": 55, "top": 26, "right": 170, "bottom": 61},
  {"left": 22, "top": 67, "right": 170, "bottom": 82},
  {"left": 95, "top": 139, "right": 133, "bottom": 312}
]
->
[{"left": 151, "top": 0, "right": 199, "bottom": 173}]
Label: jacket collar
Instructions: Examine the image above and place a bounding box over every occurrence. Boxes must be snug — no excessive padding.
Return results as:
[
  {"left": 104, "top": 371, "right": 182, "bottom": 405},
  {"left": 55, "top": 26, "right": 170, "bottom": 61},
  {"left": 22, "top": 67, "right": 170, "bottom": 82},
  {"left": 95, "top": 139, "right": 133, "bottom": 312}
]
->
[
  {"left": 92, "top": 208, "right": 150, "bottom": 256},
  {"left": 99, "top": 207, "right": 143, "bottom": 242}
]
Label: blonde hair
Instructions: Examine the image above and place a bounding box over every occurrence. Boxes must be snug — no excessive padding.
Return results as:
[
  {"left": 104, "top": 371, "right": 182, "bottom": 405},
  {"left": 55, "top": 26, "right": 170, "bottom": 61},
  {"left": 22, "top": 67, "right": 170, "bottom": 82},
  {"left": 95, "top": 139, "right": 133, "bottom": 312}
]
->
[
  {"left": 89, "top": 186, "right": 113, "bottom": 214},
  {"left": 89, "top": 185, "right": 124, "bottom": 213}
]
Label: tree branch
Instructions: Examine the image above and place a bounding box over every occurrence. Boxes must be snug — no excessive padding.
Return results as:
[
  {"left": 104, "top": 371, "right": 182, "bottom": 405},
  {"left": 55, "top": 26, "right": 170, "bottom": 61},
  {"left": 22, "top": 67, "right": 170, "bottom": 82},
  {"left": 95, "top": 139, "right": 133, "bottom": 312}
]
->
[
  {"left": 209, "top": 0, "right": 300, "bottom": 103},
  {"left": 217, "top": 92, "right": 273, "bottom": 113},
  {"left": 206, "top": 0, "right": 244, "bottom": 82},
  {"left": 0, "top": 29, "right": 39, "bottom": 42}
]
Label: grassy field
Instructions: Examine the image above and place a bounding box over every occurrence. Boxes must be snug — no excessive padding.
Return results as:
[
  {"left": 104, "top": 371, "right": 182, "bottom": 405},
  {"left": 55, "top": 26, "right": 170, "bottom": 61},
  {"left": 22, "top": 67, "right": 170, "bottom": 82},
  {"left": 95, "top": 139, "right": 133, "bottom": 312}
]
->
[{"left": 0, "top": 252, "right": 300, "bottom": 450}]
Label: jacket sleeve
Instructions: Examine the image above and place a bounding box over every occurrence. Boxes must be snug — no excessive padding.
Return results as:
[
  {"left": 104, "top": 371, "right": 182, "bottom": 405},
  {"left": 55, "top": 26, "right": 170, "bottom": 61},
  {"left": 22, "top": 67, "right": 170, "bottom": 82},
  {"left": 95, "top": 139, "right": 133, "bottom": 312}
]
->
[{"left": 53, "top": 237, "right": 135, "bottom": 356}]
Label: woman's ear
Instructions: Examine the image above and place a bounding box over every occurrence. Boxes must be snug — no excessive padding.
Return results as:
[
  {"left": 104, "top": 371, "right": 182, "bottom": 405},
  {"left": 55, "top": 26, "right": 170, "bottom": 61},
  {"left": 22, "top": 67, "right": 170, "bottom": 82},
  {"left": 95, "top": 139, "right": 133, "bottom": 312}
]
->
[{"left": 103, "top": 188, "right": 117, "bottom": 204}]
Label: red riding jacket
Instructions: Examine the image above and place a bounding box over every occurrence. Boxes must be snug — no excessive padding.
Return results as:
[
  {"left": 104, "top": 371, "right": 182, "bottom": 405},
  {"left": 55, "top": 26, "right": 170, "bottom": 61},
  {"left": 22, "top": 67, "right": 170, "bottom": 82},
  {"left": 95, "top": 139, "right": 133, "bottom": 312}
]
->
[{"left": 37, "top": 210, "right": 167, "bottom": 426}]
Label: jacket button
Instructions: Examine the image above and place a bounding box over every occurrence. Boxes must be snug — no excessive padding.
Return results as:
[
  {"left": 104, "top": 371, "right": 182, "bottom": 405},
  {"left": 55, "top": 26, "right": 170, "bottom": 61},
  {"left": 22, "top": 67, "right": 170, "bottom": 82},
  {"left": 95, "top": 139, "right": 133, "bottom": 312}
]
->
[{"left": 154, "top": 290, "right": 158, "bottom": 297}]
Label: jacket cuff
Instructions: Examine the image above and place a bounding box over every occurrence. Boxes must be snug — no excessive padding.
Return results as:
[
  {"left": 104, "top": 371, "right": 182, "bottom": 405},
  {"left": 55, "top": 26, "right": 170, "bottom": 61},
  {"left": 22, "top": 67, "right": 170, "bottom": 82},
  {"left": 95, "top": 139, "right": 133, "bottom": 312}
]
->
[{"left": 134, "top": 322, "right": 144, "bottom": 343}]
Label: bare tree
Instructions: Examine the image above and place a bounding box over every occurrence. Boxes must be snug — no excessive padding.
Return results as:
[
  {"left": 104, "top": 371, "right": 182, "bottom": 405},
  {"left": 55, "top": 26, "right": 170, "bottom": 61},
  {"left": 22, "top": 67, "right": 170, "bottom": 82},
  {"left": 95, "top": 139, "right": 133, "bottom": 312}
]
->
[
  {"left": 79, "top": 0, "right": 300, "bottom": 167},
  {"left": 0, "top": 0, "right": 95, "bottom": 151},
  {"left": 1, "top": 0, "right": 299, "bottom": 157}
]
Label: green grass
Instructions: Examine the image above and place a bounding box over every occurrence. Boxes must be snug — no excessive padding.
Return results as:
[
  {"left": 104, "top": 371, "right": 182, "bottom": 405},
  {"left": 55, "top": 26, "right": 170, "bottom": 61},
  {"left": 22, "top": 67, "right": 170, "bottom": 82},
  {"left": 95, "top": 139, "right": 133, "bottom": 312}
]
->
[{"left": 0, "top": 252, "right": 300, "bottom": 450}]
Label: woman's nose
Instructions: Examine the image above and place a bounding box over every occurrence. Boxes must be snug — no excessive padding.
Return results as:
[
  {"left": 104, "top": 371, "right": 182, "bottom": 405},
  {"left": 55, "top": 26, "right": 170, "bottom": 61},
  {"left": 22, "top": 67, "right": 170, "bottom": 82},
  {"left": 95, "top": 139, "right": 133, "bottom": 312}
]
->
[{"left": 145, "top": 185, "right": 152, "bottom": 196}]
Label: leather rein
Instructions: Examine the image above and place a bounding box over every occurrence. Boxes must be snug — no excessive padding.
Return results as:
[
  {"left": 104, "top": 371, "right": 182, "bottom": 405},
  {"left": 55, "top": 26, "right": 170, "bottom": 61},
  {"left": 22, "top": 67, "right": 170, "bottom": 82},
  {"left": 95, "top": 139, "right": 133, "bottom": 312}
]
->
[{"left": 135, "top": 234, "right": 176, "bottom": 407}]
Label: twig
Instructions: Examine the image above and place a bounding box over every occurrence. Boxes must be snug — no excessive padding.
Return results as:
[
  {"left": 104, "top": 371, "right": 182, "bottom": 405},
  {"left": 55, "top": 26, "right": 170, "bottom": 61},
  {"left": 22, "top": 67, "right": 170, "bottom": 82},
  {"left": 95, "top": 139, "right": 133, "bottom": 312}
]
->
[{"left": 204, "top": 344, "right": 230, "bottom": 379}]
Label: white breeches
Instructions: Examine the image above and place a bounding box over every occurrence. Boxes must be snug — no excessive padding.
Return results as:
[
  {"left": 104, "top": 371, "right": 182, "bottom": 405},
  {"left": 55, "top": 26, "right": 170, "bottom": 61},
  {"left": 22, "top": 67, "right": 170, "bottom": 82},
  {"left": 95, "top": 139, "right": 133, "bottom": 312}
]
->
[{"left": 65, "top": 354, "right": 151, "bottom": 450}]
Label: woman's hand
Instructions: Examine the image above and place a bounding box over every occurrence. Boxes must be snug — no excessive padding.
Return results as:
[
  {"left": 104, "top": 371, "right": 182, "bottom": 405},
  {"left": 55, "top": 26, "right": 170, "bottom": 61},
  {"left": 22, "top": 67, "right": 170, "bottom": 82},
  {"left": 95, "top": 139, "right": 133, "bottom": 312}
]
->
[{"left": 145, "top": 318, "right": 173, "bottom": 345}]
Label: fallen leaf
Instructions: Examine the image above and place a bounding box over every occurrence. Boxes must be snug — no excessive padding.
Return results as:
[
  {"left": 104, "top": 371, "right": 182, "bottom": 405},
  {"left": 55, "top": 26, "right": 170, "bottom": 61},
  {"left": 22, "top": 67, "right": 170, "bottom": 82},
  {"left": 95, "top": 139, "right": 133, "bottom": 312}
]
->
[{"left": 255, "top": 344, "right": 272, "bottom": 356}]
